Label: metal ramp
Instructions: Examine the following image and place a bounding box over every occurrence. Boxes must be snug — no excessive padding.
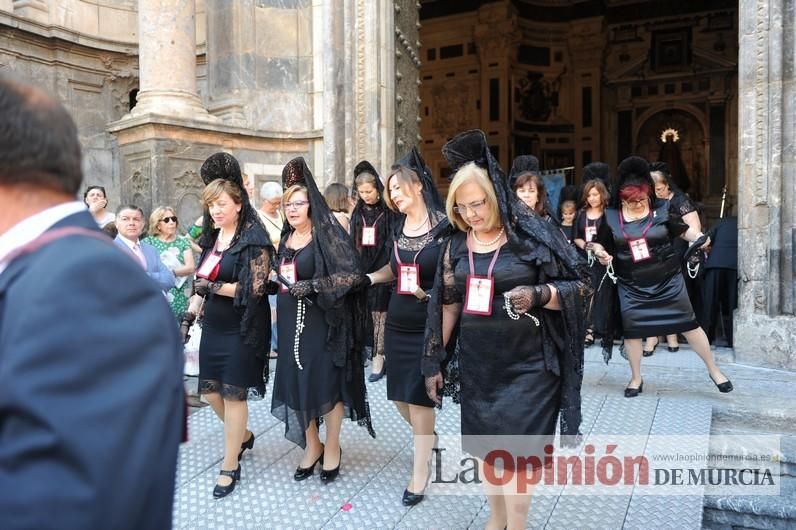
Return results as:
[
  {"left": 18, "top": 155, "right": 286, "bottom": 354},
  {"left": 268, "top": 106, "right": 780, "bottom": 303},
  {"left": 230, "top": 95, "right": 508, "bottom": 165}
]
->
[{"left": 174, "top": 375, "right": 712, "bottom": 529}]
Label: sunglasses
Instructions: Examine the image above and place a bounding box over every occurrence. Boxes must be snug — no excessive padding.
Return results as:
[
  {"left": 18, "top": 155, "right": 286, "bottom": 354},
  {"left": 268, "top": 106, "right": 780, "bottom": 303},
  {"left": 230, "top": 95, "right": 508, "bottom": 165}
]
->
[{"left": 160, "top": 216, "right": 178, "bottom": 223}]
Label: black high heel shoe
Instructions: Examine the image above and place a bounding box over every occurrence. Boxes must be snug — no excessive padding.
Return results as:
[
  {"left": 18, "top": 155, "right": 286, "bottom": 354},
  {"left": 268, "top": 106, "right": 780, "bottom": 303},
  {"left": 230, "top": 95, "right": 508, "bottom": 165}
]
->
[
  {"left": 368, "top": 362, "right": 386, "bottom": 382},
  {"left": 213, "top": 465, "right": 241, "bottom": 498},
  {"left": 667, "top": 346, "right": 680, "bottom": 352},
  {"left": 584, "top": 329, "right": 595, "bottom": 347},
  {"left": 710, "top": 375, "right": 734, "bottom": 393},
  {"left": 403, "top": 457, "right": 433, "bottom": 506},
  {"left": 294, "top": 445, "right": 324, "bottom": 481},
  {"left": 238, "top": 431, "right": 254, "bottom": 461},
  {"left": 320, "top": 448, "right": 342, "bottom": 484},
  {"left": 643, "top": 339, "right": 658, "bottom": 357},
  {"left": 624, "top": 380, "right": 643, "bottom": 398}
]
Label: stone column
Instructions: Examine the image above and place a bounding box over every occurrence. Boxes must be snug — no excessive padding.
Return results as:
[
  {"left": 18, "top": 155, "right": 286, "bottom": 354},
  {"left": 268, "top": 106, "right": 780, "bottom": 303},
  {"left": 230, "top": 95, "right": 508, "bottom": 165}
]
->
[
  {"left": 131, "top": 0, "right": 214, "bottom": 120},
  {"left": 735, "top": 0, "right": 796, "bottom": 369},
  {"left": 322, "top": 0, "right": 353, "bottom": 183}
]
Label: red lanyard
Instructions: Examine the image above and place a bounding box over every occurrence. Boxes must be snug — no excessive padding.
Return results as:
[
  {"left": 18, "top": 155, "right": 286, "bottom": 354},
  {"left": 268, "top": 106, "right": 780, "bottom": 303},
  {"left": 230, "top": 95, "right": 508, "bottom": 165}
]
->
[
  {"left": 466, "top": 231, "right": 503, "bottom": 278},
  {"left": 361, "top": 211, "right": 385, "bottom": 229},
  {"left": 619, "top": 211, "right": 653, "bottom": 241}
]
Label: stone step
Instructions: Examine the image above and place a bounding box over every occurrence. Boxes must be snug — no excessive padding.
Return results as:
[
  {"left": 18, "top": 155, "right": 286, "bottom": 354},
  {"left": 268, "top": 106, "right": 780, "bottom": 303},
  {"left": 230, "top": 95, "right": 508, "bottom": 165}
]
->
[{"left": 703, "top": 475, "right": 796, "bottom": 530}]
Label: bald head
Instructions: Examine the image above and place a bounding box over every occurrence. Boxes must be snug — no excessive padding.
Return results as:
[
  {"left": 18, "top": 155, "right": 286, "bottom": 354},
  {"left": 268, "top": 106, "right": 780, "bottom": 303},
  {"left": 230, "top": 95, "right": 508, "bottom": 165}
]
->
[{"left": 0, "top": 75, "right": 83, "bottom": 195}]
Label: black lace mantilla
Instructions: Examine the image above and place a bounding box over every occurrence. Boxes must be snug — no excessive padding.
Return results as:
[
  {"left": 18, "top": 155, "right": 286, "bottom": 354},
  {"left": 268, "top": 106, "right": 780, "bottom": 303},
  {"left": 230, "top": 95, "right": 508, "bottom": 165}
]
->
[{"left": 425, "top": 129, "right": 592, "bottom": 446}]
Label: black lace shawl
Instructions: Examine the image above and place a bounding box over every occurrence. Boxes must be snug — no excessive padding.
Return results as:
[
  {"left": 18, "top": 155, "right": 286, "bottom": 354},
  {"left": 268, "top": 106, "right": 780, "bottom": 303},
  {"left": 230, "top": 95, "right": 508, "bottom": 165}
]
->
[
  {"left": 425, "top": 130, "right": 592, "bottom": 445},
  {"left": 349, "top": 161, "right": 397, "bottom": 272},
  {"left": 279, "top": 159, "right": 373, "bottom": 437},
  {"left": 197, "top": 153, "right": 274, "bottom": 366}
]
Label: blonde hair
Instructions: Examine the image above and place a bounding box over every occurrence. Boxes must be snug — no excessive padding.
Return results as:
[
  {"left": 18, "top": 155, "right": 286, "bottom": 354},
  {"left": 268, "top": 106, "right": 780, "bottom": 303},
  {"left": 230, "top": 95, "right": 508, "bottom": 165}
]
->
[
  {"left": 446, "top": 162, "right": 500, "bottom": 232},
  {"left": 283, "top": 184, "right": 309, "bottom": 209},
  {"left": 384, "top": 165, "right": 421, "bottom": 212},
  {"left": 148, "top": 206, "right": 176, "bottom": 236},
  {"left": 324, "top": 182, "right": 349, "bottom": 213},
  {"left": 201, "top": 179, "right": 242, "bottom": 209}
]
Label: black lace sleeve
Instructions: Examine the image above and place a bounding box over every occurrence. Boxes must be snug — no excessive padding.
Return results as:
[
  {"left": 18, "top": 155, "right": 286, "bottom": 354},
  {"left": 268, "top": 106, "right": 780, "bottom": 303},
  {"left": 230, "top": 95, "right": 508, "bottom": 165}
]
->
[{"left": 422, "top": 236, "right": 460, "bottom": 378}]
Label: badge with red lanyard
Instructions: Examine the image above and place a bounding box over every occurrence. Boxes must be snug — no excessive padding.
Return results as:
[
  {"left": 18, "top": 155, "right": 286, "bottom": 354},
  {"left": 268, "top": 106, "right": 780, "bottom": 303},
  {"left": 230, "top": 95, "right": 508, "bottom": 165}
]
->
[
  {"left": 620, "top": 212, "right": 654, "bottom": 263},
  {"left": 196, "top": 249, "right": 223, "bottom": 280},
  {"left": 279, "top": 246, "right": 306, "bottom": 292},
  {"left": 360, "top": 211, "right": 384, "bottom": 247},
  {"left": 585, "top": 218, "right": 598, "bottom": 242},
  {"left": 394, "top": 241, "right": 424, "bottom": 295},
  {"left": 463, "top": 232, "right": 503, "bottom": 316}
]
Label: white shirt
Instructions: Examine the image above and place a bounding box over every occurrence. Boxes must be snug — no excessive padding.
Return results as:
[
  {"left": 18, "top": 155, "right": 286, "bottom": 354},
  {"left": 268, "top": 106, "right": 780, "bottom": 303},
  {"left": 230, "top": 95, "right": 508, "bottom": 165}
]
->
[{"left": 0, "top": 201, "right": 88, "bottom": 276}]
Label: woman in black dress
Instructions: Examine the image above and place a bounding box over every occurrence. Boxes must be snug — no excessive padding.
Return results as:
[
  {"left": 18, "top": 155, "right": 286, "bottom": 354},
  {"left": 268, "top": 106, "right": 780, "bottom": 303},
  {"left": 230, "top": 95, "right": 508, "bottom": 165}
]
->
[
  {"left": 425, "top": 130, "right": 590, "bottom": 530},
  {"left": 271, "top": 157, "right": 373, "bottom": 484},
  {"left": 574, "top": 177, "right": 611, "bottom": 347},
  {"left": 349, "top": 161, "right": 395, "bottom": 381},
  {"left": 183, "top": 153, "right": 273, "bottom": 498},
  {"left": 651, "top": 161, "right": 703, "bottom": 352},
  {"left": 589, "top": 156, "right": 732, "bottom": 397},
  {"left": 365, "top": 148, "right": 454, "bottom": 506},
  {"left": 509, "top": 155, "right": 554, "bottom": 222}
]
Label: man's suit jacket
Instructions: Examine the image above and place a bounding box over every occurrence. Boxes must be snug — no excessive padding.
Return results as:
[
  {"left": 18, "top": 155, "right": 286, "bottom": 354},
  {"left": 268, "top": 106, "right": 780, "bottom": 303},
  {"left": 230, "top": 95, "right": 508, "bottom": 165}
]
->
[
  {"left": 114, "top": 235, "right": 176, "bottom": 292},
  {"left": 0, "top": 211, "right": 184, "bottom": 530}
]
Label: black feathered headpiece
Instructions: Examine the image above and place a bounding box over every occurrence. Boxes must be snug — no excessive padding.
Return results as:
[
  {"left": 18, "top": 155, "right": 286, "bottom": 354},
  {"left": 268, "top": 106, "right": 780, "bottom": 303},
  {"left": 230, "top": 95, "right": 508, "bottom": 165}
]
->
[
  {"left": 353, "top": 160, "right": 383, "bottom": 193},
  {"left": 508, "top": 155, "right": 540, "bottom": 190},
  {"left": 582, "top": 162, "right": 611, "bottom": 186},
  {"left": 615, "top": 155, "right": 656, "bottom": 206}
]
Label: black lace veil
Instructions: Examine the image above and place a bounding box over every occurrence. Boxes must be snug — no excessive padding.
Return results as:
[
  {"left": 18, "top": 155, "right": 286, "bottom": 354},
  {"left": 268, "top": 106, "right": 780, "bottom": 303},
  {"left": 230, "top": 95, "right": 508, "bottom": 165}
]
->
[
  {"left": 197, "top": 152, "right": 274, "bottom": 363},
  {"left": 391, "top": 147, "right": 449, "bottom": 238},
  {"left": 428, "top": 129, "right": 592, "bottom": 444},
  {"left": 279, "top": 157, "right": 374, "bottom": 437},
  {"left": 349, "top": 161, "right": 396, "bottom": 271}
]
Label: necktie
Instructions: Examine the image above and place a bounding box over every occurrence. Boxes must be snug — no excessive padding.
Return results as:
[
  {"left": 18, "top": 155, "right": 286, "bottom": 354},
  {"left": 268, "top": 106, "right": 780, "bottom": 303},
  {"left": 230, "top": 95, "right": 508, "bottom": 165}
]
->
[{"left": 132, "top": 243, "right": 147, "bottom": 269}]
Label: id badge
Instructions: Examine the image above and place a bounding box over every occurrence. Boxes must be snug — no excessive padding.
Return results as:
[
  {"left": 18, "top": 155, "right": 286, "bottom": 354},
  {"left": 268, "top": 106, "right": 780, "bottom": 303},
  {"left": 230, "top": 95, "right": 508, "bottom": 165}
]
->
[
  {"left": 279, "top": 263, "right": 297, "bottom": 292},
  {"left": 629, "top": 238, "right": 651, "bottom": 262},
  {"left": 361, "top": 226, "right": 376, "bottom": 247},
  {"left": 398, "top": 264, "right": 419, "bottom": 295},
  {"left": 463, "top": 274, "right": 494, "bottom": 315},
  {"left": 196, "top": 252, "right": 222, "bottom": 280},
  {"left": 585, "top": 225, "right": 597, "bottom": 242}
]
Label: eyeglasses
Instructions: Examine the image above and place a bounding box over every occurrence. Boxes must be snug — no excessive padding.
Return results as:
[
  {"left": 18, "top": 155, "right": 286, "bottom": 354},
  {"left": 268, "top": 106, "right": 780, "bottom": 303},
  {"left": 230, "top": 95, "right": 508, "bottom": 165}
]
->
[
  {"left": 622, "top": 199, "right": 648, "bottom": 207},
  {"left": 453, "top": 198, "right": 488, "bottom": 215},
  {"left": 284, "top": 200, "right": 309, "bottom": 210},
  {"left": 160, "top": 216, "right": 178, "bottom": 223}
]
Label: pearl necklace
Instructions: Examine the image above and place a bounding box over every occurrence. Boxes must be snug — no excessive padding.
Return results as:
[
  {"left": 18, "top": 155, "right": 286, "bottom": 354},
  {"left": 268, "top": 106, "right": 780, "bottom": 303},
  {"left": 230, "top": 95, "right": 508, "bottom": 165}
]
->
[
  {"left": 472, "top": 227, "right": 505, "bottom": 246},
  {"left": 293, "top": 298, "right": 306, "bottom": 370},
  {"left": 405, "top": 214, "right": 429, "bottom": 231}
]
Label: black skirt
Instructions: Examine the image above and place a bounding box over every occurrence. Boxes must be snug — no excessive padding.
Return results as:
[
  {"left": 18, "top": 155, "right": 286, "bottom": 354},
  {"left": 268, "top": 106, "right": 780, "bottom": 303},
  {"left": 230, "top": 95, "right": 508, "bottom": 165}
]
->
[{"left": 618, "top": 271, "right": 698, "bottom": 338}]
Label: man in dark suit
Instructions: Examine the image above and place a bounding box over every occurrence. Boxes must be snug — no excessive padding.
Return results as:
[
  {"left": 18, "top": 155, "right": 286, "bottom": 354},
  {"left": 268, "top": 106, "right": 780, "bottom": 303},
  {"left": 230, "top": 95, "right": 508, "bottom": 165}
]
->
[
  {"left": 0, "top": 76, "right": 184, "bottom": 528},
  {"left": 113, "top": 204, "right": 176, "bottom": 292}
]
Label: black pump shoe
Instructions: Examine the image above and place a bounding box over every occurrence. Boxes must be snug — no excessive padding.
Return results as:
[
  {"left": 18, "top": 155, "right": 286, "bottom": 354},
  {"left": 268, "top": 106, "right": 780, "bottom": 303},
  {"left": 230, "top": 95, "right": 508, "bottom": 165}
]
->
[
  {"left": 238, "top": 431, "right": 254, "bottom": 461},
  {"left": 320, "top": 448, "right": 342, "bottom": 484},
  {"left": 710, "top": 375, "right": 734, "bottom": 393},
  {"left": 294, "top": 446, "right": 324, "bottom": 481},
  {"left": 213, "top": 465, "right": 241, "bottom": 498},
  {"left": 624, "top": 380, "right": 643, "bottom": 398},
  {"left": 667, "top": 346, "right": 680, "bottom": 352},
  {"left": 643, "top": 340, "right": 658, "bottom": 357},
  {"left": 402, "top": 488, "right": 425, "bottom": 506},
  {"left": 368, "top": 363, "right": 386, "bottom": 382}
]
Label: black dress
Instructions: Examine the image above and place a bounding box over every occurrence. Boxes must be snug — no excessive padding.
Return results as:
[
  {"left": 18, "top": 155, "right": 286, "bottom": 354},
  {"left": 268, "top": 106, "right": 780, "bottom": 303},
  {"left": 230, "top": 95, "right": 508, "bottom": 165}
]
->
[
  {"left": 384, "top": 230, "right": 444, "bottom": 408},
  {"left": 575, "top": 210, "right": 610, "bottom": 336},
  {"left": 443, "top": 233, "right": 560, "bottom": 459},
  {"left": 199, "top": 251, "right": 266, "bottom": 400},
  {"left": 271, "top": 243, "right": 355, "bottom": 447},
  {"left": 597, "top": 203, "right": 697, "bottom": 339}
]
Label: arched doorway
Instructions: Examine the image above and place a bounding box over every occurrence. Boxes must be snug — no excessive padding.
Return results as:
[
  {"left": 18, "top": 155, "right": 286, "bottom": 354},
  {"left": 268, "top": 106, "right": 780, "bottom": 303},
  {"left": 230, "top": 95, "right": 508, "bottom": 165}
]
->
[{"left": 635, "top": 109, "right": 707, "bottom": 201}]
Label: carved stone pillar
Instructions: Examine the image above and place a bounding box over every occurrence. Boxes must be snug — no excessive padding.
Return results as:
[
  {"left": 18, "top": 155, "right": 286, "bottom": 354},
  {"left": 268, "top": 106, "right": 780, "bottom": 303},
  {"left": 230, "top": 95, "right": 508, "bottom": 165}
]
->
[
  {"left": 474, "top": 1, "right": 519, "bottom": 169},
  {"left": 735, "top": 0, "right": 796, "bottom": 369},
  {"left": 131, "top": 0, "right": 214, "bottom": 120}
]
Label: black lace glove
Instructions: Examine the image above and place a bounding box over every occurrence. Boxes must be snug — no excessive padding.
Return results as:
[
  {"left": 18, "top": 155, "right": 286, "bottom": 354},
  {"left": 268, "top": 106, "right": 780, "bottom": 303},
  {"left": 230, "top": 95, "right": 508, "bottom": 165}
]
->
[
  {"left": 289, "top": 279, "right": 316, "bottom": 298},
  {"left": 425, "top": 372, "right": 444, "bottom": 406},
  {"left": 504, "top": 284, "right": 552, "bottom": 314},
  {"left": 180, "top": 311, "right": 196, "bottom": 344},
  {"left": 194, "top": 278, "right": 222, "bottom": 297}
]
